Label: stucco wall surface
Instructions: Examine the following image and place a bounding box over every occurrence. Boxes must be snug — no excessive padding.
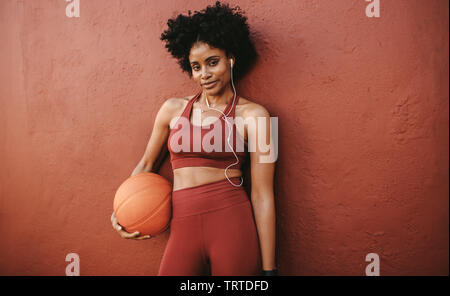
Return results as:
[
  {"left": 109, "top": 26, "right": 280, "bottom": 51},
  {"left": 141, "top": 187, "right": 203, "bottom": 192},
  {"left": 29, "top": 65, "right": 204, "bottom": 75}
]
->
[{"left": 0, "top": 0, "right": 448, "bottom": 275}]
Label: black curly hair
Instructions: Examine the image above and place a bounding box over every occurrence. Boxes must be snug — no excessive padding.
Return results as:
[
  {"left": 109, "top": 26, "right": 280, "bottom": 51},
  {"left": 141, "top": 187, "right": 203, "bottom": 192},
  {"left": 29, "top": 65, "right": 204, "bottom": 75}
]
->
[{"left": 160, "top": 1, "right": 257, "bottom": 81}]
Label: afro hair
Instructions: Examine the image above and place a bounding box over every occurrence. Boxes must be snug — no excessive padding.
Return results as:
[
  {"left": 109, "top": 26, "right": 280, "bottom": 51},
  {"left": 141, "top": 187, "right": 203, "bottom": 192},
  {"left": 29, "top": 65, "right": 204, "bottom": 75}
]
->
[{"left": 160, "top": 1, "right": 258, "bottom": 81}]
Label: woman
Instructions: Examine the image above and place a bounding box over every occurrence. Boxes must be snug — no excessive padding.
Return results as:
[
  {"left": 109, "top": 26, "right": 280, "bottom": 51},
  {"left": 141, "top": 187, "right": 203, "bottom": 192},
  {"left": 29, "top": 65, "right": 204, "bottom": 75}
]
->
[{"left": 111, "top": 1, "right": 277, "bottom": 276}]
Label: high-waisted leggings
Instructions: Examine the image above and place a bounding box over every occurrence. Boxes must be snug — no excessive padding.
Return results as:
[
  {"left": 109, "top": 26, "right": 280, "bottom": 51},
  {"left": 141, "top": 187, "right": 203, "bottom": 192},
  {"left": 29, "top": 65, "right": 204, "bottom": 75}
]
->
[{"left": 158, "top": 177, "right": 262, "bottom": 276}]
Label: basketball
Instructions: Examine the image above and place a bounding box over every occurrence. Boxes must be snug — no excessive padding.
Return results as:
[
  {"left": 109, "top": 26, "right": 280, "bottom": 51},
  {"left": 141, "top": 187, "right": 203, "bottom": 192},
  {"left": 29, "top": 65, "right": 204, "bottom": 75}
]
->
[{"left": 113, "top": 172, "right": 172, "bottom": 236}]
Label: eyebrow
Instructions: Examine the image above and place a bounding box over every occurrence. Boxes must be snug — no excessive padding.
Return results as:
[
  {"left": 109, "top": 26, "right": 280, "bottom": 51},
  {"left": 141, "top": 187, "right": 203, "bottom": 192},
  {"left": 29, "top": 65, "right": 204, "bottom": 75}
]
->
[{"left": 190, "top": 55, "right": 220, "bottom": 65}]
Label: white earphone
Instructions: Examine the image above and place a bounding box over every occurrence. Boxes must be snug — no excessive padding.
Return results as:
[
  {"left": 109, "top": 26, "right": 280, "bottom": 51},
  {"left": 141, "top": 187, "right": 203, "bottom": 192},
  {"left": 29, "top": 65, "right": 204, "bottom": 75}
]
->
[{"left": 203, "top": 58, "right": 243, "bottom": 187}]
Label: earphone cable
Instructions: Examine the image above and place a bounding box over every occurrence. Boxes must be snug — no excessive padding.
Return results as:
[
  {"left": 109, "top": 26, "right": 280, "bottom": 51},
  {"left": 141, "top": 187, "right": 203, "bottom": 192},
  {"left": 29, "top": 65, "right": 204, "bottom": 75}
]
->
[{"left": 204, "top": 62, "right": 243, "bottom": 187}]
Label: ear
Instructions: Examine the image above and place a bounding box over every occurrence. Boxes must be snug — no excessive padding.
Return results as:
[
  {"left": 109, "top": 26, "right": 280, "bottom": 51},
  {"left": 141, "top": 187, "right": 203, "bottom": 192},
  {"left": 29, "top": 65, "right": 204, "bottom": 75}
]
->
[
  {"left": 229, "top": 57, "right": 236, "bottom": 68},
  {"left": 227, "top": 53, "right": 235, "bottom": 65}
]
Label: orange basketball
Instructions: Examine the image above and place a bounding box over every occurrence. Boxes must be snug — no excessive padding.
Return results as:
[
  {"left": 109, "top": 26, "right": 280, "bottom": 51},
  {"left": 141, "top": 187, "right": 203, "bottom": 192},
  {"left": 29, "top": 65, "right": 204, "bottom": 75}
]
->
[{"left": 113, "top": 172, "right": 172, "bottom": 236}]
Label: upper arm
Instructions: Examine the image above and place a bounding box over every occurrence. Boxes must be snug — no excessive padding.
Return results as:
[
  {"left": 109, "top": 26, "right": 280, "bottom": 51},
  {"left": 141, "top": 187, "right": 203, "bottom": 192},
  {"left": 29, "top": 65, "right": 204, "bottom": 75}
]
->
[
  {"left": 246, "top": 104, "right": 277, "bottom": 199},
  {"left": 140, "top": 98, "right": 179, "bottom": 167}
]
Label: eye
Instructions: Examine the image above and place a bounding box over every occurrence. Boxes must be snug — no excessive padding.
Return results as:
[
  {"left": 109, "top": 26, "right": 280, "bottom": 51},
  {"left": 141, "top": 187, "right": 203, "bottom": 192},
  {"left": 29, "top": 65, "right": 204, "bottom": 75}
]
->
[
  {"left": 209, "top": 60, "right": 218, "bottom": 66},
  {"left": 192, "top": 65, "right": 200, "bottom": 71}
]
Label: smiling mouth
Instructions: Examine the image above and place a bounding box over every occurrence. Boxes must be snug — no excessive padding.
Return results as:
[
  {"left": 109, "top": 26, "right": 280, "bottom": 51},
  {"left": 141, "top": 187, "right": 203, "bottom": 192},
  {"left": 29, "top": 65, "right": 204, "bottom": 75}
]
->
[{"left": 203, "top": 80, "right": 218, "bottom": 87}]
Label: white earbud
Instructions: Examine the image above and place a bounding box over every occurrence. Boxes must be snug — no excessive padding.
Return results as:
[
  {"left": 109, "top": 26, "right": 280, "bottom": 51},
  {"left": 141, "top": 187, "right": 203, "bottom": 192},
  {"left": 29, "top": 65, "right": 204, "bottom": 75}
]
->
[{"left": 230, "top": 59, "right": 234, "bottom": 68}]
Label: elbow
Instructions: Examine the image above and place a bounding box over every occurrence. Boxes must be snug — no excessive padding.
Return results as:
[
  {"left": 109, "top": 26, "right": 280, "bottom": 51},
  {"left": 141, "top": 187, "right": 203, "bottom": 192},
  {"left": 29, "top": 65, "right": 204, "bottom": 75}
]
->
[{"left": 250, "top": 191, "right": 275, "bottom": 204}]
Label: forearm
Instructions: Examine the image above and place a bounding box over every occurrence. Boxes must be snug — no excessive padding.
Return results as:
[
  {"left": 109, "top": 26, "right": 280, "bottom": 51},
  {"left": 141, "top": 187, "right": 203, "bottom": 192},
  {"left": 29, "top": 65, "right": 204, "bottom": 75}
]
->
[
  {"left": 131, "top": 160, "right": 154, "bottom": 176},
  {"left": 251, "top": 194, "right": 277, "bottom": 270}
]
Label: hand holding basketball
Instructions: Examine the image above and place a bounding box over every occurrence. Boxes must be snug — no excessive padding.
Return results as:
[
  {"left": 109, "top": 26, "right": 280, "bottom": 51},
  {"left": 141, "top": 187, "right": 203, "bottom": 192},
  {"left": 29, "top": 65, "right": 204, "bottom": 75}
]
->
[
  {"left": 110, "top": 212, "right": 152, "bottom": 240},
  {"left": 112, "top": 172, "right": 172, "bottom": 238}
]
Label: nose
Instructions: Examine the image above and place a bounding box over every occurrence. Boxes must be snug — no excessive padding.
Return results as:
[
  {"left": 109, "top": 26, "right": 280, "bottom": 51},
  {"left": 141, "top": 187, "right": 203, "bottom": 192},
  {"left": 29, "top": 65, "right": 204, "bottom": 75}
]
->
[{"left": 201, "top": 66, "right": 211, "bottom": 80}]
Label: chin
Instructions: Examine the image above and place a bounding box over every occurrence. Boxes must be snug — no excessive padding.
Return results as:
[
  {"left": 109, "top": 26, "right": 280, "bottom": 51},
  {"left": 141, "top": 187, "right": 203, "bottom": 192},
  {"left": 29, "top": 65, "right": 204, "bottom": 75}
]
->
[
  {"left": 204, "top": 84, "right": 224, "bottom": 94},
  {"left": 205, "top": 87, "right": 218, "bottom": 93}
]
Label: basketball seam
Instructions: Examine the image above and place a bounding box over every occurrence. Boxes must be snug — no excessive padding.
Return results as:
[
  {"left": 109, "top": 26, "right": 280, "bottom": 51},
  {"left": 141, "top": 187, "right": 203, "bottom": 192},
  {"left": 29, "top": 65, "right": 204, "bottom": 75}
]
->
[
  {"left": 115, "top": 186, "right": 161, "bottom": 212},
  {"left": 114, "top": 177, "right": 170, "bottom": 212},
  {"left": 124, "top": 192, "right": 171, "bottom": 229}
]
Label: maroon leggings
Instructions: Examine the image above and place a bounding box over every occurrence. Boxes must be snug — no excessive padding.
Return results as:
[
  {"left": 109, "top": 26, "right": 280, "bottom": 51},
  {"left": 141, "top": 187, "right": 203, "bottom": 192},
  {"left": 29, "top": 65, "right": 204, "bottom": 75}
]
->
[{"left": 158, "top": 177, "right": 262, "bottom": 276}]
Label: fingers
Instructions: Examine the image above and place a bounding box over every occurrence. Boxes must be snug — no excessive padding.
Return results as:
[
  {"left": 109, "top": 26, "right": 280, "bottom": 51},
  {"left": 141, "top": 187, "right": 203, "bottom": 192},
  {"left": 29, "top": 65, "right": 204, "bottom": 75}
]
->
[
  {"left": 135, "top": 234, "right": 152, "bottom": 240},
  {"left": 121, "top": 231, "right": 140, "bottom": 239},
  {"left": 111, "top": 212, "right": 123, "bottom": 231},
  {"left": 123, "top": 231, "right": 151, "bottom": 240},
  {"left": 122, "top": 231, "right": 152, "bottom": 240},
  {"left": 111, "top": 212, "right": 152, "bottom": 240}
]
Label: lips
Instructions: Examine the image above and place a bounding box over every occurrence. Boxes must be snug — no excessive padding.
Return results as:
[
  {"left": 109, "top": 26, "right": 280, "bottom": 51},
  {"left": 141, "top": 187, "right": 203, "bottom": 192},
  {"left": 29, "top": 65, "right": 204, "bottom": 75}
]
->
[{"left": 203, "top": 80, "right": 218, "bottom": 89}]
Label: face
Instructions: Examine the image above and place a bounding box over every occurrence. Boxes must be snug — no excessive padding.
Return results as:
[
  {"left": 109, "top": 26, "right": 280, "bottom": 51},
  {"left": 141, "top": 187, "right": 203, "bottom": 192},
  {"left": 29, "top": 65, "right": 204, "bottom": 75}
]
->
[{"left": 189, "top": 42, "right": 234, "bottom": 95}]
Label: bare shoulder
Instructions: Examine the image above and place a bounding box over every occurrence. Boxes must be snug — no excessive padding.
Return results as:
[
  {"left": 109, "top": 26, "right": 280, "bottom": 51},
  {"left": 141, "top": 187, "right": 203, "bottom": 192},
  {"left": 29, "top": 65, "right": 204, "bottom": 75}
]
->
[
  {"left": 161, "top": 95, "right": 194, "bottom": 114},
  {"left": 160, "top": 95, "right": 196, "bottom": 129},
  {"left": 162, "top": 96, "right": 187, "bottom": 108},
  {"left": 238, "top": 96, "right": 271, "bottom": 119}
]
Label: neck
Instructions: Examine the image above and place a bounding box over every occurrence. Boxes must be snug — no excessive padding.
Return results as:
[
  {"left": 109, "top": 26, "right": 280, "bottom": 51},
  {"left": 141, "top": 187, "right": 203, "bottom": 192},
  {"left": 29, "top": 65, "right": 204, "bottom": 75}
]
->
[{"left": 201, "top": 85, "right": 234, "bottom": 106}]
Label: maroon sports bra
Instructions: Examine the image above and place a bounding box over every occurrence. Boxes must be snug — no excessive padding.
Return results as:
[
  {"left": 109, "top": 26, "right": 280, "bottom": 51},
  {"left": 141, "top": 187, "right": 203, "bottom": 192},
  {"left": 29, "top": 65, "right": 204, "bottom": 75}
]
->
[{"left": 167, "top": 91, "right": 248, "bottom": 170}]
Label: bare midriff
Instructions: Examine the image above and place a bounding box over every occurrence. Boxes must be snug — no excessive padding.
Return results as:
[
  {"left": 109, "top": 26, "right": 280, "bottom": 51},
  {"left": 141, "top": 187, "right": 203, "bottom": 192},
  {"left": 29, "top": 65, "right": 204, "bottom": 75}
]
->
[{"left": 172, "top": 167, "right": 243, "bottom": 191}]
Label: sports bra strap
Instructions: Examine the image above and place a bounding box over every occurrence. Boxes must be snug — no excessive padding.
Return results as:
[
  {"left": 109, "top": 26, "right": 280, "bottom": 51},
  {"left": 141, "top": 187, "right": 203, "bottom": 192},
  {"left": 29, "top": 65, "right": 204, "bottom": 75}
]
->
[{"left": 181, "top": 92, "right": 202, "bottom": 119}]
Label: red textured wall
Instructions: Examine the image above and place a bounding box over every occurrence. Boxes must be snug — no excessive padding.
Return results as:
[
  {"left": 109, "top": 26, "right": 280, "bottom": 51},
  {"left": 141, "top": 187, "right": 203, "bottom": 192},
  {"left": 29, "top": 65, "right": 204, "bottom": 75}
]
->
[{"left": 0, "top": 0, "right": 448, "bottom": 276}]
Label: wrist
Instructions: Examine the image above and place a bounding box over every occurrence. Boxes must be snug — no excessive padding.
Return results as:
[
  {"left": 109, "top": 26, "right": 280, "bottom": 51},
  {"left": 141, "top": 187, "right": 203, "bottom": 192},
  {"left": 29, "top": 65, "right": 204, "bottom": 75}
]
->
[{"left": 261, "top": 268, "right": 278, "bottom": 276}]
